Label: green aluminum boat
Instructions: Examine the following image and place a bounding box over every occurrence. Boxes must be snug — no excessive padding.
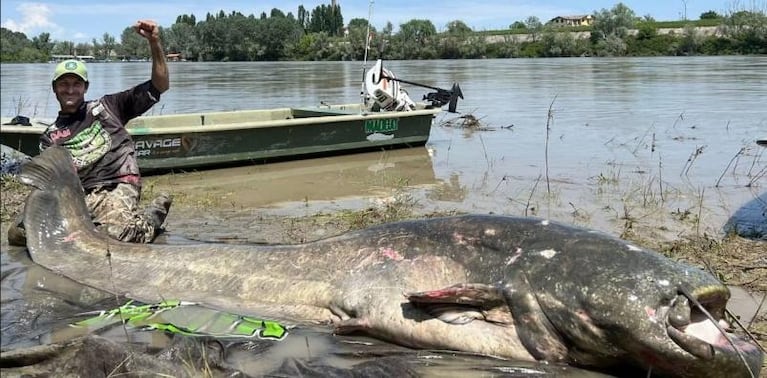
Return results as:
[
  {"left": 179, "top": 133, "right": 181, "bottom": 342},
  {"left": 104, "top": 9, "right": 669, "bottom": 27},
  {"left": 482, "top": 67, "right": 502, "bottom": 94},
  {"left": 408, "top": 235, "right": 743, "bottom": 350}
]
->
[{"left": 0, "top": 103, "right": 441, "bottom": 173}]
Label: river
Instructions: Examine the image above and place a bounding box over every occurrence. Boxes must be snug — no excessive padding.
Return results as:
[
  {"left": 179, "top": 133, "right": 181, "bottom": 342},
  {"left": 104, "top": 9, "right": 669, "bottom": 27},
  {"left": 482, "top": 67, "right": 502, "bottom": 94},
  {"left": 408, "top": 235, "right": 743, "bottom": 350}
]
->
[{"left": 1, "top": 57, "right": 765, "bottom": 375}]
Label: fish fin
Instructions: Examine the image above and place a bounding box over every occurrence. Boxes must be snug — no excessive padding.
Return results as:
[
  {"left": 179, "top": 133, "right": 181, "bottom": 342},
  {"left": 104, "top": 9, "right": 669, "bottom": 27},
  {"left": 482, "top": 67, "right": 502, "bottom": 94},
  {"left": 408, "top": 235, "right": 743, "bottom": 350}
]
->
[
  {"left": 406, "top": 283, "right": 505, "bottom": 307},
  {"left": 406, "top": 283, "right": 512, "bottom": 325},
  {"left": 415, "top": 303, "right": 486, "bottom": 324}
]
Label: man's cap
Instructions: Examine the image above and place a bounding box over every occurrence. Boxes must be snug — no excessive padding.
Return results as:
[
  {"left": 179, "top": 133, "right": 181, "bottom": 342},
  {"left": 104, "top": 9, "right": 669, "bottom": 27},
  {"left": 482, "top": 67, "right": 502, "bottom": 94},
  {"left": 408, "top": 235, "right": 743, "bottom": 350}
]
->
[{"left": 52, "top": 59, "right": 88, "bottom": 82}]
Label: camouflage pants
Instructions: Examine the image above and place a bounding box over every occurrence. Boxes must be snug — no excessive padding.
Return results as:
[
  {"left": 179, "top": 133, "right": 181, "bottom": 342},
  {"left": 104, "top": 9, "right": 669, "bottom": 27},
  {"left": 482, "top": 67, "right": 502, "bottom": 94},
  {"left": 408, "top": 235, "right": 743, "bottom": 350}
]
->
[
  {"left": 86, "top": 183, "right": 170, "bottom": 244},
  {"left": 7, "top": 183, "right": 170, "bottom": 246}
]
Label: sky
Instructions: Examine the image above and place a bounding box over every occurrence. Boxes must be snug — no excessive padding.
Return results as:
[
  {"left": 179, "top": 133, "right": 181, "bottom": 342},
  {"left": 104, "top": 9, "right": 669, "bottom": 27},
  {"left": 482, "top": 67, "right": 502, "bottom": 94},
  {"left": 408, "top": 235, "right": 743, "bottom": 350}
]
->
[{"left": 0, "top": 0, "right": 742, "bottom": 42}]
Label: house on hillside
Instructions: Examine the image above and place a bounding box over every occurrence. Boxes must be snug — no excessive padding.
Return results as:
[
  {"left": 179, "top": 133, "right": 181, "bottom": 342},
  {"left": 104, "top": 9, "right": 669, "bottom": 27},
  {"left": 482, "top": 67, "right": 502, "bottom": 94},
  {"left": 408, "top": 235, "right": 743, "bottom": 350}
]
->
[{"left": 548, "top": 15, "right": 594, "bottom": 27}]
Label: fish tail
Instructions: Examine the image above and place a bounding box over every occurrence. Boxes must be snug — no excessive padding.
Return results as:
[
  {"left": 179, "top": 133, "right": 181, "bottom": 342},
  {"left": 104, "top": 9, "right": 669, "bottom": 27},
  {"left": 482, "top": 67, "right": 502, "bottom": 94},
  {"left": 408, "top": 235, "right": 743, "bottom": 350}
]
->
[
  {"left": 20, "top": 146, "right": 95, "bottom": 252},
  {"left": 20, "top": 145, "right": 80, "bottom": 191}
]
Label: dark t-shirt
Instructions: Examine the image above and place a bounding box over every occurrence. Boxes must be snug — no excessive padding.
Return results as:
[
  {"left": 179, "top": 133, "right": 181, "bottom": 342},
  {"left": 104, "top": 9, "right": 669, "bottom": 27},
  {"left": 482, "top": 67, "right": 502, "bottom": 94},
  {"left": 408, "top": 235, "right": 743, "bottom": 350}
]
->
[{"left": 40, "top": 80, "right": 161, "bottom": 191}]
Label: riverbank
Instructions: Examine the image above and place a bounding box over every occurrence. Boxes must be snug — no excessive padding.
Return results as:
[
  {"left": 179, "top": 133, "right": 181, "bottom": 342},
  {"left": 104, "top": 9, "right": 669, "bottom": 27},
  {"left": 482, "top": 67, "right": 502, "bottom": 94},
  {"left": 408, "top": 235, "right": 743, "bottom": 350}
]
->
[{"left": 1, "top": 171, "right": 765, "bottom": 374}]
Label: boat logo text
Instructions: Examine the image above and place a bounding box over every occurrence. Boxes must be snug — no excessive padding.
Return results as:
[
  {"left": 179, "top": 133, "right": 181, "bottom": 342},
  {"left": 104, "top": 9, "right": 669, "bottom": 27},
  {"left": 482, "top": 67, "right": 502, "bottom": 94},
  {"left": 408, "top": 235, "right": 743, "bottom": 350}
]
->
[
  {"left": 364, "top": 119, "right": 398, "bottom": 134},
  {"left": 135, "top": 137, "right": 182, "bottom": 156}
]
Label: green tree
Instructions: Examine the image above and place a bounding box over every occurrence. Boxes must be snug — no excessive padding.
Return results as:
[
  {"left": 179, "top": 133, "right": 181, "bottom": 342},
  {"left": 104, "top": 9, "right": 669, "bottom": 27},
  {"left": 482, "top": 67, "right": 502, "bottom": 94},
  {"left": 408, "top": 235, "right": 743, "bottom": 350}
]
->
[
  {"left": 591, "top": 2, "right": 636, "bottom": 43},
  {"left": 304, "top": 31, "right": 335, "bottom": 60},
  {"left": 446, "top": 20, "right": 472, "bottom": 35},
  {"left": 308, "top": 4, "right": 344, "bottom": 36},
  {"left": 700, "top": 11, "right": 721, "bottom": 19},
  {"left": 525, "top": 16, "right": 543, "bottom": 42},
  {"left": 53, "top": 40, "right": 75, "bottom": 55},
  {"left": 176, "top": 14, "right": 197, "bottom": 26},
  {"left": 224, "top": 12, "right": 260, "bottom": 61},
  {"left": 676, "top": 24, "right": 702, "bottom": 55},
  {"left": 102, "top": 33, "right": 116, "bottom": 60},
  {"left": 510, "top": 21, "right": 526, "bottom": 29},
  {"left": 458, "top": 34, "right": 488, "bottom": 59},
  {"left": 541, "top": 27, "right": 588, "bottom": 57},
  {"left": 31, "top": 32, "right": 54, "bottom": 59},
  {"left": 594, "top": 34, "right": 628, "bottom": 56},
  {"left": 345, "top": 18, "right": 375, "bottom": 60},
  {"left": 440, "top": 20, "right": 472, "bottom": 58},
  {"left": 396, "top": 19, "right": 437, "bottom": 59},
  {"left": 92, "top": 37, "right": 102, "bottom": 58},
  {"left": 74, "top": 42, "right": 91, "bottom": 57},
  {"left": 626, "top": 33, "right": 677, "bottom": 56},
  {"left": 297, "top": 5, "right": 309, "bottom": 31},
  {"left": 119, "top": 25, "right": 148, "bottom": 59},
  {"left": 0, "top": 27, "right": 46, "bottom": 62},
  {"left": 635, "top": 22, "right": 658, "bottom": 40},
  {"left": 197, "top": 11, "right": 231, "bottom": 60},
  {"left": 720, "top": 10, "right": 767, "bottom": 54},
  {"left": 91, "top": 33, "right": 116, "bottom": 60},
  {"left": 254, "top": 15, "right": 303, "bottom": 60},
  {"left": 374, "top": 21, "right": 394, "bottom": 58},
  {"left": 166, "top": 22, "right": 199, "bottom": 60},
  {"left": 348, "top": 17, "right": 370, "bottom": 31}
]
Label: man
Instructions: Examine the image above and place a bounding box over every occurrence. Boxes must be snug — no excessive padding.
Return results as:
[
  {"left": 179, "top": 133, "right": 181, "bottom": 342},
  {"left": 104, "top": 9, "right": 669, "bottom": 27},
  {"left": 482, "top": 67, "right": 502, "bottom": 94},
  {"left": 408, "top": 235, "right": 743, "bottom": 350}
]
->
[{"left": 7, "top": 19, "right": 171, "bottom": 245}]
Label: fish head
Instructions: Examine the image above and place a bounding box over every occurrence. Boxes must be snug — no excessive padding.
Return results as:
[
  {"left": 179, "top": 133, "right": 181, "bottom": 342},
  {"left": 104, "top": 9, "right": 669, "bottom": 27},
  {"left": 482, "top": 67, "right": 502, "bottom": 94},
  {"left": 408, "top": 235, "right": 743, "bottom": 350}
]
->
[{"left": 520, "top": 243, "right": 764, "bottom": 378}]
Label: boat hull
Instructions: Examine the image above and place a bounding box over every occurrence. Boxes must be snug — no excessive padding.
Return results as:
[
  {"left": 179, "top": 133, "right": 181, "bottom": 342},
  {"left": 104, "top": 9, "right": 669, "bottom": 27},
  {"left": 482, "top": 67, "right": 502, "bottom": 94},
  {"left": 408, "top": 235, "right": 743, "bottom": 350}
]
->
[{"left": 0, "top": 103, "right": 440, "bottom": 173}]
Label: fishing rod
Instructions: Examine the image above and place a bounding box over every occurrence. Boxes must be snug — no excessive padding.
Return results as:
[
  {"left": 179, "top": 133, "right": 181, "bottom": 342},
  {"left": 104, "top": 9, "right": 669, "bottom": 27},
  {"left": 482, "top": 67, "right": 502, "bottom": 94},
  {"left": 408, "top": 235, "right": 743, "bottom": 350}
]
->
[{"left": 360, "top": 0, "right": 375, "bottom": 107}]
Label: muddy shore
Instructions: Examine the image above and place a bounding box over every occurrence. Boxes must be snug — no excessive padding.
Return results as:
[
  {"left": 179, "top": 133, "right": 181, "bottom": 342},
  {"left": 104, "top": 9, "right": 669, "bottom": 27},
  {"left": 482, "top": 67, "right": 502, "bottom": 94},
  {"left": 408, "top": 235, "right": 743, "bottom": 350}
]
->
[{"left": 1, "top": 173, "right": 764, "bottom": 376}]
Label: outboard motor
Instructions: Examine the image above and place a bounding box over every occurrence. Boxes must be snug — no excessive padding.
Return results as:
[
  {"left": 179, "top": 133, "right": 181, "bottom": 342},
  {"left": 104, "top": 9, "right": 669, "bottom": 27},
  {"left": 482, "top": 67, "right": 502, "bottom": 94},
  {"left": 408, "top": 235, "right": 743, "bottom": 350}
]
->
[
  {"left": 365, "top": 60, "right": 417, "bottom": 112},
  {"left": 364, "top": 59, "right": 463, "bottom": 113}
]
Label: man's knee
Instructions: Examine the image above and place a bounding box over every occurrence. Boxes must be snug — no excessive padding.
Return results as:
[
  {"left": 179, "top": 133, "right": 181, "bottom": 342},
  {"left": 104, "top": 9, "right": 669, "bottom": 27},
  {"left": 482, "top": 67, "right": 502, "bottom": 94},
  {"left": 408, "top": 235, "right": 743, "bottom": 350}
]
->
[{"left": 88, "top": 186, "right": 171, "bottom": 244}]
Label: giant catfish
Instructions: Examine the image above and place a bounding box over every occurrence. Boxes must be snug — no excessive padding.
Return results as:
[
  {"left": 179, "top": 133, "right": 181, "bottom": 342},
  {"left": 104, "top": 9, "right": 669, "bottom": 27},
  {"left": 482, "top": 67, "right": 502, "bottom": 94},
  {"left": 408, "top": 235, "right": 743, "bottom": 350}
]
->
[{"left": 16, "top": 146, "right": 764, "bottom": 377}]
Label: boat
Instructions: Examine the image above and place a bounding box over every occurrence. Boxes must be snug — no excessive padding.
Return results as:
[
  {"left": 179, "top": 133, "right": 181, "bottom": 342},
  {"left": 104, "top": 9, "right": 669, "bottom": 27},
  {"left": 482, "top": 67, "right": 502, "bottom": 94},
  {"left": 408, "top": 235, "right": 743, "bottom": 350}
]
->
[{"left": 1, "top": 102, "right": 441, "bottom": 173}]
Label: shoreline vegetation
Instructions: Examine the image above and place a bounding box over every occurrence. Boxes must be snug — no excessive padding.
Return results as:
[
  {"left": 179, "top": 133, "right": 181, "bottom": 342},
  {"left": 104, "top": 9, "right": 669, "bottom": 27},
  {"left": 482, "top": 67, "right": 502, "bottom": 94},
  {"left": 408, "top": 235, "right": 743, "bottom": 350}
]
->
[{"left": 1, "top": 3, "right": 765, "bottom": 63}]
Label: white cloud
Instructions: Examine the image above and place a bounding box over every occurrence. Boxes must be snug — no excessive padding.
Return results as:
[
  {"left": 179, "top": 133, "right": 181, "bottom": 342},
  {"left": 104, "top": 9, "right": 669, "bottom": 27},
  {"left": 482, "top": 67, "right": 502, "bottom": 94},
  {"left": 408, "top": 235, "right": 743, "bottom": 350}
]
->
[{"left": 1, "top": 3, "right": 61, "bottom": 36}]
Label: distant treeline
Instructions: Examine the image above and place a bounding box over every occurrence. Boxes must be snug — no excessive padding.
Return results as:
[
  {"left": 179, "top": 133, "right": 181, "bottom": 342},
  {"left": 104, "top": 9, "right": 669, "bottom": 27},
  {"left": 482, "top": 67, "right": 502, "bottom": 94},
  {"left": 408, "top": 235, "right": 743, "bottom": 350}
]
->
[{"left": 1, "top": 2, "right": 765, "bottom": 63}]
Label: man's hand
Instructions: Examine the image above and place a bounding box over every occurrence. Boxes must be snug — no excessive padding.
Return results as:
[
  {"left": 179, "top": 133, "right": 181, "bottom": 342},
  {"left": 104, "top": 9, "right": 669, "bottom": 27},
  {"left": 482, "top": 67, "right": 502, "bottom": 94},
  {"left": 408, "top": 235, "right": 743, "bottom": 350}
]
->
[
  {"left": 133, "top": 19, "right": 168, "bottom": 93},
  {"left": 134, "top": 20, "right": 160, "bottom": 42}
]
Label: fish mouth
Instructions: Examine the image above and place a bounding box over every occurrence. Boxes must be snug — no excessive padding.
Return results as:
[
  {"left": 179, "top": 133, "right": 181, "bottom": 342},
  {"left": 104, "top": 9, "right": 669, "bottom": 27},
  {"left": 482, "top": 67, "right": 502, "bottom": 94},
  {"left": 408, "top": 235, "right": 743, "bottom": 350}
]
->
[
  {"left": 663, "top": 285, "right": 763, "bottom": 374},
  {"left": 664, "top": 286, "right": 729, "bottom": 359}
]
